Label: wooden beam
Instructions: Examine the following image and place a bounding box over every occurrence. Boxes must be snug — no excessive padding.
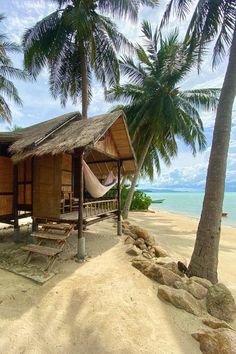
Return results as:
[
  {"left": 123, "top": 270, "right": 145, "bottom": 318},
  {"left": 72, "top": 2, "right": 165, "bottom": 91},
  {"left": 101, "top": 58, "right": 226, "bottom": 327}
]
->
[
  {"left": 117, "top": 160, "right": 122, "bottom": 236},
  {"left": 13, "top": 164, "right": 20, "bottom": 242},
  {"left": 77, "top": 148, "right": 85, "bottom": 260}
]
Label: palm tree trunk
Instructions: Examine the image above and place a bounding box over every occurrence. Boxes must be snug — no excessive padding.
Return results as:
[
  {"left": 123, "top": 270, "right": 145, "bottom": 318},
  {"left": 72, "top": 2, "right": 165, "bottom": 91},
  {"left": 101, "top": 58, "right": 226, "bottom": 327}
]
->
[
  {"left": 122, "top": 134, "right": 154, "bottom": 219},
  {"left": 188, "top": 24, "right": 236, "bottom": 284},
  {"left": 80, "top": 44, "right": 88, "bottom": 119}
]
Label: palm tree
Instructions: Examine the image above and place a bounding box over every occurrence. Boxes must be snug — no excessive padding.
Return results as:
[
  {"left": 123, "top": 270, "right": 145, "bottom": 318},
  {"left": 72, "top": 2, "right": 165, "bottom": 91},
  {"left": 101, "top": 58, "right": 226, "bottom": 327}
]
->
[
  {"left": 162, "top": 0, "right": 236, "bottom": 283},
  {"left": 0, "top": 14, "right": 26, "bottom": 123},
  {"left": 23, "top": 0, "right": 158, "bottom": 119},
  {"left": 107, "top": 21, "right": 220, "bottom": 219}
]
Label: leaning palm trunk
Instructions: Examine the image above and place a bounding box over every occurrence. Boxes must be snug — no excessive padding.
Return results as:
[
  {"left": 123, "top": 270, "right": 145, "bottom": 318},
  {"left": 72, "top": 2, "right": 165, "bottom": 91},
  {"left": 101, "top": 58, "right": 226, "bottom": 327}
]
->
[
  {"left": 188, "top": 24, "right": 236, "bottom": 284},
  {"left": 80, "top": 44, "right": 88, "bottom": 119},
  {"left": 122, "top": 134, "right": 154, "bottom": 219}
]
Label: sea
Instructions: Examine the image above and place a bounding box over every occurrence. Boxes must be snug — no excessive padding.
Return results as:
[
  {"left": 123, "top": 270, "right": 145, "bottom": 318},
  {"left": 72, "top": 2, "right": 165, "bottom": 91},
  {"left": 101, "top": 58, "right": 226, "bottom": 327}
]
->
[{"left": 142, "top": 190, "right": 236, "bottom": 228}]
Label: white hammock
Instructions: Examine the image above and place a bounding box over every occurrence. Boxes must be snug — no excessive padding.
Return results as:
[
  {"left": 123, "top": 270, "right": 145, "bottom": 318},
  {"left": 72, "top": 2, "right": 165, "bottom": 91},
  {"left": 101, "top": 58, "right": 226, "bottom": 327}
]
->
[{"left": 83, "top": 160, "right": 117, "bottom": 199}]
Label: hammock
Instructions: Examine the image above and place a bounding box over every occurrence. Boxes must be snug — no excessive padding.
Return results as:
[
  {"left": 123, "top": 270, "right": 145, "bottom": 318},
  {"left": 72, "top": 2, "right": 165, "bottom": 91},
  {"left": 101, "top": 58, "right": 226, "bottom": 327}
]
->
[{"left": 83, "top": 160, "right": 117, "bottom": 199}]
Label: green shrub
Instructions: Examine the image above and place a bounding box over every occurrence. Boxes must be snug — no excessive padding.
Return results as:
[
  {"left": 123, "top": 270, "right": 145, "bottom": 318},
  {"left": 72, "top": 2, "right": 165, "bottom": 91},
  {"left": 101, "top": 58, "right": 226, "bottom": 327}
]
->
[{"left": 121, "top": 185, "right": 152, "bottom": 211}]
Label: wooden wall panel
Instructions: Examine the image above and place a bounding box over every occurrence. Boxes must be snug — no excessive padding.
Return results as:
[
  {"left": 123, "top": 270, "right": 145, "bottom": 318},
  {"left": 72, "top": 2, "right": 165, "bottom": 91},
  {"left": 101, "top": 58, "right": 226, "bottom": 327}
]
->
[
  {"left": 33, "top": 154, "right": 61, "bottom": 219},
  {"left": 0, "top": 195, "right": 13, "bottom": 216},
  {"left": 0, "top": 156, "right": 13, "bottom": 193}
]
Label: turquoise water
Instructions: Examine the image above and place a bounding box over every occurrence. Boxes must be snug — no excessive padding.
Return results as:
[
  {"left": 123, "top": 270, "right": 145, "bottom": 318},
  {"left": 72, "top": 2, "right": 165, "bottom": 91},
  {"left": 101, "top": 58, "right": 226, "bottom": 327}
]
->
[{"left": 144, "top": 191, "right": 236, "bottom": 228}]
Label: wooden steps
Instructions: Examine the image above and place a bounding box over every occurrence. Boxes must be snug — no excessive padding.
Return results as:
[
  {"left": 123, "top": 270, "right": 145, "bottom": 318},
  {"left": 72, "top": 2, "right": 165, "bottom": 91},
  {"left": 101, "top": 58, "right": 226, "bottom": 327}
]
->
[
  {"left": 21, "top": 222, "right": 74, "bottom": 271},
  {"left": 31, "top": 231, "right": 68, "bottom": 241},
  {"left": 22, "top": 244, "right": 62, "bottom": 257},
  {"left": 39, "top": 223, "right": 72, "bottom": 231}
]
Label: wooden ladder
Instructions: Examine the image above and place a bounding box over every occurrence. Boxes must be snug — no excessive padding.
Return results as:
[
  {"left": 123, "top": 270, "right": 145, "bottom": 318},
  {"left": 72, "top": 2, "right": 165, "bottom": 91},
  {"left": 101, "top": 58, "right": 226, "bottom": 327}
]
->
[{"left": 22, "top": 223, "right": 74, "bottom": 271}]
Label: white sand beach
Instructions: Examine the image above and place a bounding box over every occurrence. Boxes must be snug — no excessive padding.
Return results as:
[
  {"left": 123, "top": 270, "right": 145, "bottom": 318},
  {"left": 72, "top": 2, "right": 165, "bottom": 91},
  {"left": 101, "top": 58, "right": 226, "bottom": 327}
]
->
[{"left": 0, "top": 210, "right": 235, "bottom": 354}]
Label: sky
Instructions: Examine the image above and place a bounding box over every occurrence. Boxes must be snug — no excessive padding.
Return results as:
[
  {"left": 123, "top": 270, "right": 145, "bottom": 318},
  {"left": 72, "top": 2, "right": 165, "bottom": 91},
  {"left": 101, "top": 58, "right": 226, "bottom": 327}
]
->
[{"left": 0, "top": 0, "right": 235, "bottom": 192}]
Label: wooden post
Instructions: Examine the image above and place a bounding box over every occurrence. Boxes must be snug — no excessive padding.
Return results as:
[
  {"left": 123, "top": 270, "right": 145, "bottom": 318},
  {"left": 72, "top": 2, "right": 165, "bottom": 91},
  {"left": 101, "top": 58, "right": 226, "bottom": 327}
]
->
[
  {"left": 77, "top": 148, "right": 85, "bottom": 260},
  {"left": 13, "top": 164, "right": 20, "bottom": 243},
  {"left": 117, "top": 160, "right": 122, "bottom": 236}
]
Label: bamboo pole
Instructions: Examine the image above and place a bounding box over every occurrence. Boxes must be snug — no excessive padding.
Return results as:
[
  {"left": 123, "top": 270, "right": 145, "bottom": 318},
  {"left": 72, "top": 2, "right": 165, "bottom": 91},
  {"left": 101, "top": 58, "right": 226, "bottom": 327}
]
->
[
  {"left": 117, "top": 160, "right": 122, "bottom": 236},
  {"left": 77, "top": 148, "right": 85, "bottom": 260}
]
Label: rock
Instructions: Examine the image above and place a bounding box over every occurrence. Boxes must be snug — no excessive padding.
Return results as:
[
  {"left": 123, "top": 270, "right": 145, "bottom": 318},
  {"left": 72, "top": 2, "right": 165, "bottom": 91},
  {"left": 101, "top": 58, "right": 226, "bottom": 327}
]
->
[
  {"left": 177, "top": 261, "right": 188, "bottom": 274},
  {"left": 158, "top": 285, "right": 204, "bottom": 316},
  {"left": 206, "top": 283, "right": 236, "bottom": 322},
  {"left": 155, "top": 256, "right": 175, "bottom": 265},
  {"left": 124, "top": 236, "right": 134, "bottom": 245},
  {"left": 174, "top": 279, "right": 208, "bottom": 300},
  {"left": 152, "top": 245, "right": 169, "bottom": 258},
  {"left": 126, "top": 246, "right": 142, "bottom": 256},
  {"left": 147, "top": 265, "right": 182, "bottom": 285},
  {"left": 163, "top": 262, "right": 185, "bottom": 277},
  {"left": 123, "top": 229, "right": 138, "bottom": 240},
  {"left": 191, "top": 276, "right": 213, "bottom": 289},
  {"left": 142, "top": 251, "right": 153, "bottom": 259},
  {"left": 134, "top": 238, "right": 147, "bottom": 250},
  {"left": 132, "top": 258, "right": 152, "bottom": 272},
  {"left": 202, "top": 318, "right": 234, "bottom": 331},
  {"left": 192, "top": 329, "right": 236, "bottom": 354},
  {"left": 129, "top": 225, "right": 155, "bottom": 246}
]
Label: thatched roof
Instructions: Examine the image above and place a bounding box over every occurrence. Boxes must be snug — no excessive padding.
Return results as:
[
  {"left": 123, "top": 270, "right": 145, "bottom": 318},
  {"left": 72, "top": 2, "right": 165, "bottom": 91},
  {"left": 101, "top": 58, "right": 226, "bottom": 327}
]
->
[
  {"left": 9, "top": 111, "right": 136, "bottom": 175},
  {"left": 0, "top": 132, "right": 22, "bottom": 143}
]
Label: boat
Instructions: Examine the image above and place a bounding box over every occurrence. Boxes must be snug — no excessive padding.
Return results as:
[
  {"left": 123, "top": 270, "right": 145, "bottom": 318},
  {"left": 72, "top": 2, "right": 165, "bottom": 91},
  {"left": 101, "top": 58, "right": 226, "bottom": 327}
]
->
[
  {"left": 222, "top": 212, "right": 228, "bottom": 217},
  {"left": 152, "top": 199, "right": 165, "bottom": 204}
]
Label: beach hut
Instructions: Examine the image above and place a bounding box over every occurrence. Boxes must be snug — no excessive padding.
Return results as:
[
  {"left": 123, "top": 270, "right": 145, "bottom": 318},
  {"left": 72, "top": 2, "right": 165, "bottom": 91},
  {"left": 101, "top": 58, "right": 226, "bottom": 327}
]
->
[{"left": 0, "top": 110, "right": 136, "bottom": 259}]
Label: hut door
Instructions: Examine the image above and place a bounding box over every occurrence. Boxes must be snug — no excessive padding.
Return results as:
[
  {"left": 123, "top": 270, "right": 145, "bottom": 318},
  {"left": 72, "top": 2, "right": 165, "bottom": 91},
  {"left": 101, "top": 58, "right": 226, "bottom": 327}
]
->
[
  {"left": 33, "top": 155, "right": 61, "bottom": 219},
  {"left": 0, "top": 156, "right": 14, "bottom": 218},
  {"left": 18, "top": 158, "right": 32, "bottom": 211}
]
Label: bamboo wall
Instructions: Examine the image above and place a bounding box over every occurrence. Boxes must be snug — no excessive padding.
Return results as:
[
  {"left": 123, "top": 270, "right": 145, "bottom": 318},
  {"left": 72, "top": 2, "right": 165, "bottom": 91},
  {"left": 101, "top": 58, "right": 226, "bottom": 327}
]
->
[
  {"left": 0, "top": 156, "right": 13, "bottom": 216},
  {"left": 33, "top": 154, "right": 61, "bottom": 219},
  {"left": 18, "top": 158, "right": 32, "bottom": 207}
]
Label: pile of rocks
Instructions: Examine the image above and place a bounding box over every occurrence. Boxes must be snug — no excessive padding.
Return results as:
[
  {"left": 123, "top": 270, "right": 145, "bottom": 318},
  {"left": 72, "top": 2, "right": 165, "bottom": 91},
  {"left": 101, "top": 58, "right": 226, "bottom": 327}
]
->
[
  {"left": 123, "top": 221, "right": 236, "bottom": 353},
  {"left": 123, "top": 221, "right": 169, "bottom": 259}
]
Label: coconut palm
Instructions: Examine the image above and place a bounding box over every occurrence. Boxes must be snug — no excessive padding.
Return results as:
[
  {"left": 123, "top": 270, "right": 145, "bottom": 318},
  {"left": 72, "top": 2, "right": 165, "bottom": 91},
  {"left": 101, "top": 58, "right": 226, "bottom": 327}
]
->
[
  {"left": 0, "top": 15, "right": 26, "bottom": 123},
  {"left": 107, "top": 21, "right": 220, "bottom": 219},
  {"left": 162, "top": 0, "right": 236, "bottom": 283},
  {"left": 23, "top": 0, "right": 158, "bottom": 119}
]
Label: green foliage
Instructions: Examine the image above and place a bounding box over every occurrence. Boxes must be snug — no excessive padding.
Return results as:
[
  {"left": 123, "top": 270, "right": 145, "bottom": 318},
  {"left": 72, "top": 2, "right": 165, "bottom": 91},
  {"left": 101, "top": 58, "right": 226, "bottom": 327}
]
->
[
  {"left": 121, "top": 185, "right": 152, "bottom": 211},
  {"left": 108, "top": 21, "right": 220, "bottom": 181},
  {"left": 0, "top": 14, "right": 27, "bottom": 123},
  {"left": 23, "top": 0, "right": 158, "bottom": 108}
]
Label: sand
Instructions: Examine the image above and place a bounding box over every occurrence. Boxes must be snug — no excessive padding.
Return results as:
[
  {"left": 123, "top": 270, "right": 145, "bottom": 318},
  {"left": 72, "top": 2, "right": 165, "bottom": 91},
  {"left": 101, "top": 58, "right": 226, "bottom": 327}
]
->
[{"left": 0, "top": 210, "right": 235, "bottom": 354}]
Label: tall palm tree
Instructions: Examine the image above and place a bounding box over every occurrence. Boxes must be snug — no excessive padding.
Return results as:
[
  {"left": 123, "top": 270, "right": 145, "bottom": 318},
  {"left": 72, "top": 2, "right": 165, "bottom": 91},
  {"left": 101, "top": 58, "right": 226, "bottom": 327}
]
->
[
  {"left": 23, "top": 0, "right": 158, "bottom": 119},
  {"left": 107, "top": 21, "right": 220, "bottom": 219},
  {"left": 162, "top": 0, "right": 236, "bottom": 283},
  {"left": 0, "top": 15, "right": 26, "bottom": 123}
]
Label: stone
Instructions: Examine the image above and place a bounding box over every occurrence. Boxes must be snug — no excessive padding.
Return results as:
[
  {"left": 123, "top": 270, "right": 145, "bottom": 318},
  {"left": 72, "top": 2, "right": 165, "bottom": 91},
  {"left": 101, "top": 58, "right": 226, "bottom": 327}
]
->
[
  {"left": 174, "top": 279, "right": 208, "bottom": 300},
  {"left": 124, "top": 236, "right": 134, "bottom": 245},
  {"left": 152, "top": 245, "right": 169, "bottom": 258},
  {"left": 191, "top": 276, "right": 213, "bottom": 289},
  {"left": 158, "top": 285, "right": 204, "bottom": 316},
  {"left": 123, "top": 229, "right": 138, "bottom": 240},
  {"left": 132, "top": 259, "right": 182, "bottom": 285},
  {"left": 126, "top": 246, "right": 142, "bottom": 256},
  {"left": 134, "top": 238, "right": 147, "bottom": 250},
  {"left": 155, "top": 257, "right": 175, "bottom": 265},
  {"left": 206, "top": 283, "right": 236, "bottom": 322},
  {"left": 192, "top": 329, "right": 236, "bottom": 354},
  {"left": 162, "top": 262, "right": 185, "bottom": 277},
  {"left": 202, "top": 318, "right": 234, "bottom": 331},
  {"left": 132, "top": 258, "right": 152, "bottom": 272},
  {"left": 142, "top": 251, "right": 153, "bottom": 259},
  {"left": 129, "top": 225, "right": 155, "bottom": 246}
]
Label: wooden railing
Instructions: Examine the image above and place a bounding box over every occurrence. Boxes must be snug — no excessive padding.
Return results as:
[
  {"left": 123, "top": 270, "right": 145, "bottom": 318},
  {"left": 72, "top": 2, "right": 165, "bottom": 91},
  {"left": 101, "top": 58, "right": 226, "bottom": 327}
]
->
[{"left": 83, "top": 199, "right": 118, "bottom": 218}]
